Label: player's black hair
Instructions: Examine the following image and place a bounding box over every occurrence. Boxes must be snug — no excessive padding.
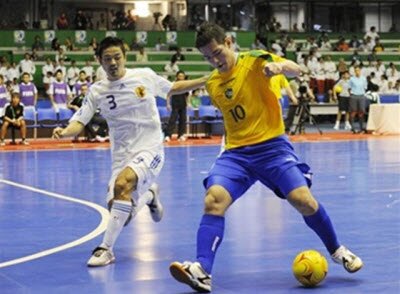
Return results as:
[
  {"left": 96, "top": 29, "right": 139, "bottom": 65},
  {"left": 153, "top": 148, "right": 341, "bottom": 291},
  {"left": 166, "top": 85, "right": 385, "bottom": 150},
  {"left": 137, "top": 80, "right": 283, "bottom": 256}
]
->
[
  {"left": 96, "top": 37, "right": 126, "bottom": 59},
  {"left": 195, "top": 22, "right": 226, "bottom": 49},
  {"left": 55, "top": 69, "right": 63, "bottom": 75},
  {"left": 176, "top": 70, "right": 185, "bottom": 77}
]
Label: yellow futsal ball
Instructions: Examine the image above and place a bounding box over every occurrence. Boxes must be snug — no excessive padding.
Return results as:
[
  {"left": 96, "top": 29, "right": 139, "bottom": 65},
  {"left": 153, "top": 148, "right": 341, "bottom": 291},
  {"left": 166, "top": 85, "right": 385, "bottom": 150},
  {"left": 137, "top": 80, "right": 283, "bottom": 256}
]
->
[
  {"left": 292, "top": 250, "right": 328, "bottom": 287},
  {"left": 334, "top": 85, "right": 342, "bottom": 94}
]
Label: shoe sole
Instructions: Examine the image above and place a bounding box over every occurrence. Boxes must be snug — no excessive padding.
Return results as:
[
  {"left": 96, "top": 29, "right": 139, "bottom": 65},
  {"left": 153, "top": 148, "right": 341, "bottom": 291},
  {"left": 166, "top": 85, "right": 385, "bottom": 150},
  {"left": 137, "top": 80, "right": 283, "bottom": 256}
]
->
[
  {"left": 87, "top": 257, "right": 116, "bottom": 267},
  {"left": 169, "top": 262, "right": 210, "bottom": 293},
  {"left": 346, "top": 261, "right": 364, "bottom": 273}
]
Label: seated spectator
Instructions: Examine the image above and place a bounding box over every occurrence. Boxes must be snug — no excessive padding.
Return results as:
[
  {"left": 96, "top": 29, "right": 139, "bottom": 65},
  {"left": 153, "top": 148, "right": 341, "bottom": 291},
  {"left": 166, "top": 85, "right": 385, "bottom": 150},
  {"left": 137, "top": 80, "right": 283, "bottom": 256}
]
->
[
  {"left": 6, "top": 62, "right": 19, "bottom": 82},
  {"left": 251, "top": 37, "right": 267, "bottom": 50},
  {"left": 129, "top": 36, "right": 141, "bottom": 51},
  {"left": 155, "top": 37, "right": 166, "bottom": 51},
  {"left": 364, "top": 26, "right": 379, "bottom": 46},
  {"left": 320, "top": 36, "right": 332, "bottom": 51},
  {"left": 42, "top": 58, "right": 55, "bottom": 91},
  {"left": 55, "top": 59, "right": 67, "bottom": 81},
  {"left": 349, "top": 35, "right": 361, "bottom": 49},
  {"left": 64, "top": 37, "right": 75, "bottom": 51},
  {"left": 97, "top": 13, "right": 108, "bottom": 30},
  {"left": 286, "top": 38, "right": 297, "bottom": 51},
  {"left": 377, "top": 74, "right": 389, "bottom": 94},
  {"left": 68, "top": 83, "right": 108, "bottom": 142},
  {"left": 51, "top": 38, "right": 61, "bottom": 51},
  {"left": 19, "top": 53, "right": 36, "bottom": 80},
  {"left": 337, "top": 58, "right": 348, "bottom": 75},
  {"left": 373, "top": 38, "right": 384, "bottom": 52},
  {"left": 386, "top": 62, "right": 399, "bottom": 84},
  {"left": 19, "top": 72, "right": 38, "bottom": 108},
  {"left": 164, "top": 58, "right": 179, "bottom": 79},
  {"left": 56, "top": 13, "right": 69, "bottom": 30},
  {"left": 136, "top": 47, "right": 148, "bottom": 62},
  {"left": 88, "top": 37, "right": 98, "bottom": 52},
  {"left": 74, "top": 10, "right": 87, "bottom": 29},
  {"left": 0, "top": 92, "right": 28, "bottom": 146},
  {"left": 31, "top": 35, "right": 44, "bottom": 51},
  {"left": 171, "top": 48, "right": 185, "bottom": 62},
  {"left": 48, "top": 69, "right": 72, "bottom": 112},
  {"left": 55, "top": 47, "right": 67, "bottom": 63},
  {"left": 189, "top": 88, "right": 202, "bottom": 109},
  {"left": 81, "top": 60, "right": 94, "bottom": 82},
  {"left": 67, "top": 60, "right": 80, "bottom": 89},
  {"left": 336, "top": 38, "right": 349, "bottom": 51}
]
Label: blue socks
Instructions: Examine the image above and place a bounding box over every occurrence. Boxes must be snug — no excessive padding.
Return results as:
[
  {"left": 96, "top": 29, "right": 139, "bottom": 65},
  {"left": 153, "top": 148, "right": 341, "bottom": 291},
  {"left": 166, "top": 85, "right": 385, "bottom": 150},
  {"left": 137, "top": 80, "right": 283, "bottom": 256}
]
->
[
  {"left": 196, "top": 214, "right": 225, "bottom": 274},
  {"left": 303, "top": 203, "right": 340, "bottom": 255}
]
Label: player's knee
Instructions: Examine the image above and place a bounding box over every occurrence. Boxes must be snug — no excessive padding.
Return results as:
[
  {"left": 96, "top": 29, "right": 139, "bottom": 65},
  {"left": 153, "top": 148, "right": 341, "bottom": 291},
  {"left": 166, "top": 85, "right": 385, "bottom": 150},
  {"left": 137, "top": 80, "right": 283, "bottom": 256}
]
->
[
  {"left": 203, "top": 186, "right": 231, "bottom": 216},
  {"left": 287, "top": 187, "right": 318, "bottom": 216},
  {"left": 113, "top": 178, "right": 131, "bottom": 201}
]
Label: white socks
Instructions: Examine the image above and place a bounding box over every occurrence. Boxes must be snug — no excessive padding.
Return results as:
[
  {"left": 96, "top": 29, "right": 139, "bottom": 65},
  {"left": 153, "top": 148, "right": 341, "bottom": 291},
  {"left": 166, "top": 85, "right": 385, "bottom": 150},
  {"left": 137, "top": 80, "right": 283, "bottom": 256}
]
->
[{"left": 101, "top": 200, "right": 132, "bottom": 249}]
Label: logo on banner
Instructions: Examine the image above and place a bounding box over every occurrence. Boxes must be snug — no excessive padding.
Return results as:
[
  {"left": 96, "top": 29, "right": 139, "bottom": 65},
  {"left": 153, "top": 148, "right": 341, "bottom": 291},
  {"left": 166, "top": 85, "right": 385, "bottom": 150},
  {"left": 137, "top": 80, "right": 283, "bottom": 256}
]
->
[
  {"left": 44, "top": 30, "right": 55, "bottom": 43},
  {"left": 166, "top": 31, "right": 177, "bottom": 44},
  {"left": 106, "top": 31, "right": 117, "bottom": 37},
  {"left": 136, "top": 31, "right": 147, "bottom": 44},
  {"left": 75, "top": 30, "right": 87, "bottom": 44},
  {"left": 14, "top": 30, "right": 25, "bottom": 44}
]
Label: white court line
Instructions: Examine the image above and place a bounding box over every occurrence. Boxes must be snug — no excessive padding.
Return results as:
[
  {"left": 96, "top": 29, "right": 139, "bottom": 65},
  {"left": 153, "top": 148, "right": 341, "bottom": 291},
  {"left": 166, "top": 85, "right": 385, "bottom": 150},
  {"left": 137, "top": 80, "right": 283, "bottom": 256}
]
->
[{"left": 0, "top": 179, "right": 109, "bottom": 269}]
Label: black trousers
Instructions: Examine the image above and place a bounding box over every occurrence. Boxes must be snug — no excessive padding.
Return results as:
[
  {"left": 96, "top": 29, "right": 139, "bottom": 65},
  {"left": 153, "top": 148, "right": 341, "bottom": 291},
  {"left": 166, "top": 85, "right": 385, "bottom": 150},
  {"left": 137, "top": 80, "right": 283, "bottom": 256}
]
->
[
  {"left": 86, "top": 113, "right": 108, "bottom": 138},
  {"left": 165, "top": 106, "right": 187, "bottom": 137}
]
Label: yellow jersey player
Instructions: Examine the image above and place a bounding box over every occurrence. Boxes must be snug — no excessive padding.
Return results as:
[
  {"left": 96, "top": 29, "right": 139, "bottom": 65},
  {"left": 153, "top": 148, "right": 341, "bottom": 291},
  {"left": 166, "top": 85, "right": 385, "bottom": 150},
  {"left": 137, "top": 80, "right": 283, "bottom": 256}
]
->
[{"left": 169, "top": 23, "right": 363, "bottom": 293}]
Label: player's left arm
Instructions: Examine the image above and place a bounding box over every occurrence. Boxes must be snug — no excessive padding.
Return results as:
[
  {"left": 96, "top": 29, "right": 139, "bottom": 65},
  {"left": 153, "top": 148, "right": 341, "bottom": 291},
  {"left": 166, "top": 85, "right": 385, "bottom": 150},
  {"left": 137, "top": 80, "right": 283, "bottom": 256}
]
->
[
  {"left": 264, "top": 59, "right": 301, "bottom": 78},
  {"left": 169, "top": 76, "right": 209, "bottom": 95}
]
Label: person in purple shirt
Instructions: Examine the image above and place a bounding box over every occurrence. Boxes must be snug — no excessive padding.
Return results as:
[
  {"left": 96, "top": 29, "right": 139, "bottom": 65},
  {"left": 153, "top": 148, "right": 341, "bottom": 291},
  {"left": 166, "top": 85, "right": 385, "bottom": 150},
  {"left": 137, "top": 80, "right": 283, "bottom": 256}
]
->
[
  {"left": 48, "top": 69, "right": 72, "bottom": 111},
  {"left": 19, "top": 72, "right": 38, "bottom": 108},
  {"left": 0, "top": 75, "right": 9, "bottom": 108},
  {"left": 72, "top": 70, "right": 91, "bottom": 96}
]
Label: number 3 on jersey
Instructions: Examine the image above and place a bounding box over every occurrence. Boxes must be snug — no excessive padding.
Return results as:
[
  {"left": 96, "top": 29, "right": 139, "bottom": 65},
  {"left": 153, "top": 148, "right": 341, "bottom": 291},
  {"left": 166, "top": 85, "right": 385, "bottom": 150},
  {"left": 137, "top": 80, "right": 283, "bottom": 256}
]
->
[
  {"left": 229, "top": 105, "right": 246, "bottom": 122},
  {"left": 106, "top": 95, "right": 117, "bottom": 110}
]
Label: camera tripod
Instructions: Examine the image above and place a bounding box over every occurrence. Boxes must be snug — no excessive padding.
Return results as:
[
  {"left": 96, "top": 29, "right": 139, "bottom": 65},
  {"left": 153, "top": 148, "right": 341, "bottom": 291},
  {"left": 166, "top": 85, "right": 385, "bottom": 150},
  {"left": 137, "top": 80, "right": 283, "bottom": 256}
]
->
[{"left": 289, "top": 102, "right": 323, "bottom": 135}]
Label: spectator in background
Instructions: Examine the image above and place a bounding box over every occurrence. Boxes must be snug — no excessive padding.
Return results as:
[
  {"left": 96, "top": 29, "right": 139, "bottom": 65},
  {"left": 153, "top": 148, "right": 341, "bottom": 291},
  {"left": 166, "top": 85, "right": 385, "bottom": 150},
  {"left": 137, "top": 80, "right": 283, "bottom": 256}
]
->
[
  {"left": 82, "top": 60, "right": 94, "bottom": 82},
  {"left": 349, "top": 35, "right": 361, "bottom": 49},
  {"left": 349, "top": 66, "right": 368, "bottom": 133},
  {"left": 6, "top": 62, "right": 19, "bottom": 82},
  {"left": 164, "top": 71, "right": 189, "bottom": 142},
  {"left": 48, "top": 69, "right": 72, "bottom": 112},
  {"left": 320, "top": 36, "right": 332, "bottom": 51},
  {"left": 231, "top": 36, "right": 241, "bottom": 52},
  {"left": 251, "top": 37, "right": 266, "bottom": 50},
  {"left": 0, "top": 60, "right": 8, "bottom": 80},
  {"left": 42, "top": 57, "right": 55, "bottom": 91},
  {"left": 189, "top": 88, "right": 202, "bottom": 109},
  {"left": 337, "top": 58, "right": 348, "bottom": 76},
  {"left": 55, "top": 59, "right": 67, "bottom": 81},
  {"left": 164, "top": 58, "right": 179, "bottom": 79},
  {"left": 373, "top": 38, "right": 384, "bottom": 52},
  {"left": 51, "top": 38, "right": 61, "bottom": 51},
  {"left": 324, "top": 55, "right": 337, "bottom": 92},
  {"left": 64, "top": 37, "right": 75, "bottom": 51},
  {"left": 155, "top": 38, "right": 166, "bottom": 51},
  {"left": 19, "top": 53, "right": 36, "bottom": 80},
  {"left": 136, "top": 47, "right": 148, "bottom": 62},
  {"left": 97, "top": 13, "right": 108, "bottom": 31},
  {"left": 68, "top": 83, "right": 109, "bottom": 142},
  {"left": 171, "top": 48, "right": 185, "bottom": 62},
  {"left": 19, "top": 72, "right": 38, "bottom": 109},
  {"left": 88, "top": 37, "right": 98, "bottom": 52},
  {"left": 31, "top": 35, "right": 44, "bottom": 51},
  {"left": 0, "top": 75, "right": 9, "bottom": 109},
  {"left": 386, "top": 62, "right": 399, "bottom": 84},
  {"left": 364, "top": 26, "right": 379, "bottom": 47},
  {"left": 57, "top": 12, "right": 69, "bottom": 30},
  {"left": 162, "top": 14, "right": 171, "bottom": 31},
  {"left": 152, "top": 12, "right": 163, "bottom": 31},
  {"left": 72, "top": 70, "right": 91, "bottom": 96},
  {"left": 336, "top": 38, "right": 349, "bottom": 51},
  {"left": 0, "top": 92, "right": 28, "bottom": 146},
  {"left": 333, "top": 71, "right": 352, "bottom": 130},
  {"left": 74, "top": 10, "right": 88, "bottom": 29},
  {"left": 67, "top": 60, "right": 80, "bottom": 89},
  {"left": 55, "top": 47, "right": 67, "bottom": 63},
  {"left": 129, "top": 36, "right": 141, "bottom": 51}
]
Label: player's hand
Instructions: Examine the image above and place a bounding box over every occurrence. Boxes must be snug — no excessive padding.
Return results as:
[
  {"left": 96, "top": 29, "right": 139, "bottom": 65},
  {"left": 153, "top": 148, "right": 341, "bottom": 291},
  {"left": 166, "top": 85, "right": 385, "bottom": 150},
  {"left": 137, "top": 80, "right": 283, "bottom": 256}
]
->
[
  {"left": 52, "top": 127, "right": 64, "bottom": 139},
  {"left": 263, "top": 62, "right": 283, "bottom": 77},
  {"left": 291, "top": 97, "right": 299, "bottom": 105}
]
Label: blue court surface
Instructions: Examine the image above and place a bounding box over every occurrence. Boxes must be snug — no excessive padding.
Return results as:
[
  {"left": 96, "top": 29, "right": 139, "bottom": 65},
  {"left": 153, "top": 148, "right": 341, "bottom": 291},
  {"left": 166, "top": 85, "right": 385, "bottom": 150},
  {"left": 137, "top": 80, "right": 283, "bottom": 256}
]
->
[{"left": 0, "top": 137, "right": 399, "bottom": 294}]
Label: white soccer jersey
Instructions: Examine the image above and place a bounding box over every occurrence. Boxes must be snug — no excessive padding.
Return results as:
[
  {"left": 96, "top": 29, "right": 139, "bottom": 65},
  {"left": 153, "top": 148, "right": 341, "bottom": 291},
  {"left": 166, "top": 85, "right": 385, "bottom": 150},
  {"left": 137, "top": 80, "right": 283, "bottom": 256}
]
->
[{"left": 70, "top": 68, "right": 172, "bottom": 171}]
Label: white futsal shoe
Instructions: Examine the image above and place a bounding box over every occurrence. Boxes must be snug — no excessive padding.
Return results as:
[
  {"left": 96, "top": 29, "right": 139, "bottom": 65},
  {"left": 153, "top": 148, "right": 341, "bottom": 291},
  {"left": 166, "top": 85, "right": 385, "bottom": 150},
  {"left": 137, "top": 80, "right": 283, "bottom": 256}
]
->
[
  {"left": 169, "top": 261, "right": 212, "bottom": 293},
  {"left": 147, "top": 183, "right": 164, "bottom": 222},
  {"left": 87, "top": 247, "right": 115, "bottom": 267},
  {"left": 331, "top": 245, "right": 363, "bottom": 273}
]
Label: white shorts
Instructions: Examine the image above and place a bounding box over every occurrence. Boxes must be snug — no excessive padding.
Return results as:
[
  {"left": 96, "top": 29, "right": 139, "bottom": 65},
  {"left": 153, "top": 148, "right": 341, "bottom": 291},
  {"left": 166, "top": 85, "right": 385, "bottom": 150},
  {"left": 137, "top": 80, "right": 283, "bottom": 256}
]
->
[{"left": 106, "top": 147, "right": 164, "bottom": 203}]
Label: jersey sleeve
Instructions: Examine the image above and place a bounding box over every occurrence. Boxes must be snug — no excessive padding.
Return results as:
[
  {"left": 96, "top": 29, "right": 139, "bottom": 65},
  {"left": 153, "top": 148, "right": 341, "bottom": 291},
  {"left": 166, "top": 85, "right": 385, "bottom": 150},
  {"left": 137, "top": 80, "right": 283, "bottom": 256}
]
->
[
  {"left": 142, "top": 68, "right": 173, "bottom": 98},
  {"left": 69, "top": 89, "right": 97, "bottom": 125}
]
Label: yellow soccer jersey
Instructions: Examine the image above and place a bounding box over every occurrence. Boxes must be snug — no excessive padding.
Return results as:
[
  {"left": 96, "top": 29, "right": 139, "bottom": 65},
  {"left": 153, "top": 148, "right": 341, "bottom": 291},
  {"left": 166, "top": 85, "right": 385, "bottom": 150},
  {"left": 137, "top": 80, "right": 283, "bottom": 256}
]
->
[
  {"left": 271, "top": 74, "right": 289, "bottom": 99},
  {"left": 206, "top": 50, "right": 286, "bottom": 149}
]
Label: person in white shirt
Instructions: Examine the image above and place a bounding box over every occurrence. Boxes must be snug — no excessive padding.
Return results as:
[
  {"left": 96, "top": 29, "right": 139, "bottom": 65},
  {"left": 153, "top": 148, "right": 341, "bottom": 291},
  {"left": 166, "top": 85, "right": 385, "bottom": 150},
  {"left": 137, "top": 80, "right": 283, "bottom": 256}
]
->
[
  {"left": 364, "top": 26, "right": 379, "bottom": 47},
  {"left": 0, "top": 61, "right": 9, "bottom": 81},
  {"left": 67, "top": 60, "right": 80, "bottom": 89},
  {"left": 385, "top": 62, "right": 399, "bottom": 84},
  {"left": 52, "top": 36, "right": 208, "bottom": 267},
  {"left": 324, "top": 55, "right": 337, "bottom": 92},
  {"left": 42, "top": 57, "right": 55, "bottom": 91},
  {"left": 81, "top": 60, "right": 94, "bottom": 82},
  {"left": 135, "top": 47, "right": 148, "bottom": 62},
  {"left": 55, "top": 59, "right": 67, "bottom": 81},
  {"left": 164, "top": 58, "right": 179, "bottom": 79},
  {"left": 19, "top": 53, "right": 36, "bottom": 79},
  {"left": 6, "top": 62, "right": 19, "bottom": 82}
]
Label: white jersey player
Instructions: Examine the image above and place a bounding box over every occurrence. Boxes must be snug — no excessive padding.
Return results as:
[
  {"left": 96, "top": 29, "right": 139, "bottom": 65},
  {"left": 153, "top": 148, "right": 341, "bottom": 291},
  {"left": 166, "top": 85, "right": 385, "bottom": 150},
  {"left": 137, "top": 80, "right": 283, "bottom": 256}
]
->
[{"left": 52, "top": 37, "right": 208, "bottom": 267}]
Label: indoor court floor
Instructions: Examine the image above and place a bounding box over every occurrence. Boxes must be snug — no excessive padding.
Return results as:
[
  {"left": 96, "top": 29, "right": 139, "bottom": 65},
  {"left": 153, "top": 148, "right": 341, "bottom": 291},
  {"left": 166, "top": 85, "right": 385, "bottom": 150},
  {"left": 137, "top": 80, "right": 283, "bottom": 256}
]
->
[{"left": 0, "top": 135, "right": 399, "bottom": 293}]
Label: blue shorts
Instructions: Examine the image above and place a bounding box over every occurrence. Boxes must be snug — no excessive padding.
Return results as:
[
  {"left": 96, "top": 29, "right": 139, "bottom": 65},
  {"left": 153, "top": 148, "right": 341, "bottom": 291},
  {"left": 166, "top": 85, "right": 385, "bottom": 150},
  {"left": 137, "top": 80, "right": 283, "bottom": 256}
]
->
[{"left": 204, "top": 135, "right": 312, "bottom": 201}]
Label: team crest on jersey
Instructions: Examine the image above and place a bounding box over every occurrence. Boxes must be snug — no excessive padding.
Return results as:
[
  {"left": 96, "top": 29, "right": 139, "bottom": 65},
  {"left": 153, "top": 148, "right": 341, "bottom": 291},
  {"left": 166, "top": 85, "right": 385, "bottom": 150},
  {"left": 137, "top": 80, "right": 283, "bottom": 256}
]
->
[
  {"left": 135, "top": 86, "right": 146, "bottom": 98},
  {"left": 224, "top": 88, "right": 233, "bottom": 99}
]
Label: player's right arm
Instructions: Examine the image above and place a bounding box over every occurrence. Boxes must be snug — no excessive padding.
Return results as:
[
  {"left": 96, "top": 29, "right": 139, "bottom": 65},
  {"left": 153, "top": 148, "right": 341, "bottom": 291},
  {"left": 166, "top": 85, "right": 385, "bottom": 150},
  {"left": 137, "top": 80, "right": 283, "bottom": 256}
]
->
[{"left": 53, "top": 120, "right": 85, "bottom": 139}]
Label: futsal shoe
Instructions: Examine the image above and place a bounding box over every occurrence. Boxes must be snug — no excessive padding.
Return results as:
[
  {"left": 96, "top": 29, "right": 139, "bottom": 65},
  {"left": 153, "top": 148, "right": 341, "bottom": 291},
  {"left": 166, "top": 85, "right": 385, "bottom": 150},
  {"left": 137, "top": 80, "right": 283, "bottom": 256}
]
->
[
  {"left": 147, "top": 183, "right": 163, "bottom": 222},
  {"left": 344, "top": 122, "right": 352, "bottom": 130},
  {"left": 87, "top": 247, "right": 115, "bottom": 267},
  {"left": 169, "top": 261, "right": 212, "bottom": 293},
  {"left": 331, "top": 245, "right": 363, "bottom": 273}
]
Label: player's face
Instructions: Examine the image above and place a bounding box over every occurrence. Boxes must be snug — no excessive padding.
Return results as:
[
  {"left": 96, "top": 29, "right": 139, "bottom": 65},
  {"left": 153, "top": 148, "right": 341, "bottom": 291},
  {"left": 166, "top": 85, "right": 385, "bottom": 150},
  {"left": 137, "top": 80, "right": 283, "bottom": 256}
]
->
[
  {"left": 100, "top": 46, "right": 126, "bottom": 81},
  {"left": 199, "top": 39, "right": 236, "bottom": 73},
  {"left": 22, "top": 75, "right": 30, "bottom": 84}
]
